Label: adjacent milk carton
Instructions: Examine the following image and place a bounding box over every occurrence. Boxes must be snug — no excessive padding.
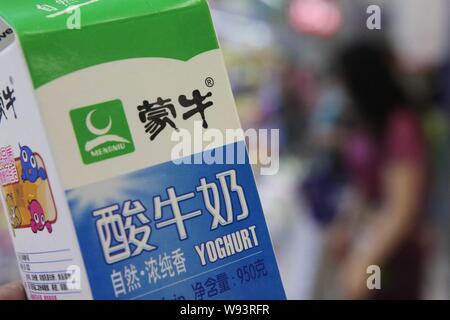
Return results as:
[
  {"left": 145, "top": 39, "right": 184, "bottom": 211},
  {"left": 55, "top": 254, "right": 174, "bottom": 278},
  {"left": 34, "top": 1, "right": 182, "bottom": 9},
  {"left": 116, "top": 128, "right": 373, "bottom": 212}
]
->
[{"left": 0, "top": 0, "right": 285, "bottom": 300}]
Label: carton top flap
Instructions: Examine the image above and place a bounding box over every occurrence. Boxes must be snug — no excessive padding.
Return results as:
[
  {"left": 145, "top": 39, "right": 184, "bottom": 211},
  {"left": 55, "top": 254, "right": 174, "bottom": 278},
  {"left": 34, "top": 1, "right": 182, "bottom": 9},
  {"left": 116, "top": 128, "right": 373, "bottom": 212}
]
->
[
  {"left": 0, "top": 0, "right": 219, "bottom": 89},
  {"left": 0, "top": 0, "right": 202, "bottom": 34}
]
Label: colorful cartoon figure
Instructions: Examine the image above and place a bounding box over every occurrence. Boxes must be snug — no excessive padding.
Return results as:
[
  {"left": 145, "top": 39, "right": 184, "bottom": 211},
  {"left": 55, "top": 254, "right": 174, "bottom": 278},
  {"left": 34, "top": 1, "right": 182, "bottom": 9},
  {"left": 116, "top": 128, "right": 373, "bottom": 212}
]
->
[
  {"left": 6, "top": 193, "right": 22, "bottom": 235},
  {"left": 29, "top": 200, "right": 52, "bottom": 234},
  {"left": 19, "top": 144, "right": 47, "bottom": 183}
]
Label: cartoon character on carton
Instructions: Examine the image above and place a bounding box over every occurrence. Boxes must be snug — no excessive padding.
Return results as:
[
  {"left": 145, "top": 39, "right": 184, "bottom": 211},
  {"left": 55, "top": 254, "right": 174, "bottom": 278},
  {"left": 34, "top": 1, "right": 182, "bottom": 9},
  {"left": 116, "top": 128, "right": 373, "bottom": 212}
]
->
[
  {"left": 6, "top": 193, "right": 22, "bottom": 236},
  {"left": 19, "top": 144, "right": 47, "bottom": 183},
  {"left": 29, "top": 199, "right": 52, "bottom": 234}
]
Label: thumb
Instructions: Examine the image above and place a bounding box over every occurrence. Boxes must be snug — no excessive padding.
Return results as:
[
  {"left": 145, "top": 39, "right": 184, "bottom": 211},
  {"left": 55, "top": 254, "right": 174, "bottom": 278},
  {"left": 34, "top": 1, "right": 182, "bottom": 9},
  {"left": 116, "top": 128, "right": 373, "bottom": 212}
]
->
[{"left": 0, "top": 281, "right": 27, "bottom": 300}]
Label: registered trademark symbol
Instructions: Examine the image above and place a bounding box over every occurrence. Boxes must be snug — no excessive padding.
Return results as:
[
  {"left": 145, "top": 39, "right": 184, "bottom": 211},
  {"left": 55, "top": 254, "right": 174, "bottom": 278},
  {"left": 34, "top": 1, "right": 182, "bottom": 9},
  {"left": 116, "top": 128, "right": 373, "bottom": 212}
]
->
[{"left": 205, "top": 77, "right": 215, "bottom": 88}]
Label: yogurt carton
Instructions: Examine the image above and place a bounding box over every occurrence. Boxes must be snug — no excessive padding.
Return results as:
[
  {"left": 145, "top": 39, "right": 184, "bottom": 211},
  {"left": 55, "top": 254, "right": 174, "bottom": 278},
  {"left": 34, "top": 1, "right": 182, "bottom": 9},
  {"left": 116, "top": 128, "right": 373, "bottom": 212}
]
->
[{"left": 0, "top": 0, "right": 286, "bottom": 300}]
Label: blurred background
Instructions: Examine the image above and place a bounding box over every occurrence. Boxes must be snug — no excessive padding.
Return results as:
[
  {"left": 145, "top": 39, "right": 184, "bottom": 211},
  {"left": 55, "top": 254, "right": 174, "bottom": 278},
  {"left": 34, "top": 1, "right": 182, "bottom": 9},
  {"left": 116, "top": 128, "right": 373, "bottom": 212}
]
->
[{"left": 1, "top": 0, "right": 449, "bottom": 299}]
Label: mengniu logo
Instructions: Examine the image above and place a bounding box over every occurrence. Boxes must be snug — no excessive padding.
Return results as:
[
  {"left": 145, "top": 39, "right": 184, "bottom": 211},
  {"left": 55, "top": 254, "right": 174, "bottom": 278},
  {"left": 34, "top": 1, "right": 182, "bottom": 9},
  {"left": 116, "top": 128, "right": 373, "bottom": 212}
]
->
[{"left": 70, "top": 100, "right": 135, "bottom": 164}]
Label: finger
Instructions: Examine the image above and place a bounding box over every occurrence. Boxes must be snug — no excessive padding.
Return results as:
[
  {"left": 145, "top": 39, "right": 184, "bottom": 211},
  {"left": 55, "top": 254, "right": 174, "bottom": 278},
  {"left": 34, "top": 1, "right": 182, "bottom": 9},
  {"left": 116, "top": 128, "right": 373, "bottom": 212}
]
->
[{"left": 0, "top": 281, "right": 27, "bottom": 300}]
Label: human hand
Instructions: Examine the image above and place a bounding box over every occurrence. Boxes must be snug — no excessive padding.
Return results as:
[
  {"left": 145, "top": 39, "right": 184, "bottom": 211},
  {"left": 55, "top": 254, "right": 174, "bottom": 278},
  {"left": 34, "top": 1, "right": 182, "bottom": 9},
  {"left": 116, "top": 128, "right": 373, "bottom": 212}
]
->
[{"left": 0, "top": 281, "right": 26, "bottom": 300}]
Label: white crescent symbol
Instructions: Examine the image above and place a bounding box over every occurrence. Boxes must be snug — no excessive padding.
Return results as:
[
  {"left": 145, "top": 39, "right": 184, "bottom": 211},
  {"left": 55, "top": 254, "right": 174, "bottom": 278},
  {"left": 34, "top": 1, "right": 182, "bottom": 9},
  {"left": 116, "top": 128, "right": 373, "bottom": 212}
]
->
[{"left": 86, "top": 109, "right": 112, "bottom": 136}]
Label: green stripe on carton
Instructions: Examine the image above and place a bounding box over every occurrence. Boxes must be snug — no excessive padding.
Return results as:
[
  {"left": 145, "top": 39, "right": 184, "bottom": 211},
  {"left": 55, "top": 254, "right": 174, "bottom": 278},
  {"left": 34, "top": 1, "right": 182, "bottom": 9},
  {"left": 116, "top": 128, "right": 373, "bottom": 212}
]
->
[{"left": 0, "top": 0, "right": 219, "bottom": 88}]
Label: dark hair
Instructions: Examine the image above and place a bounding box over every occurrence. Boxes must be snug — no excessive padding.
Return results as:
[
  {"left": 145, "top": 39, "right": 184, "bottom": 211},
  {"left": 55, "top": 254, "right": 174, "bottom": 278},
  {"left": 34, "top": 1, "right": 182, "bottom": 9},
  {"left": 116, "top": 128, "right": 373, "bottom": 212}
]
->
[{"left": 338, "top": 41, "right": 408, "bottom": 136}]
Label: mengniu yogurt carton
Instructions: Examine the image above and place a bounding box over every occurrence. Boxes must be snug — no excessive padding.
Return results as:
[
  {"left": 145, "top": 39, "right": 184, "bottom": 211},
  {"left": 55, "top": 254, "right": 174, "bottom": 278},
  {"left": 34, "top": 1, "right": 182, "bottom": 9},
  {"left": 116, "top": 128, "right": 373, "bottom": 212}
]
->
[{"left": 0, "top": 0, "right": 286, "bottom": 300}]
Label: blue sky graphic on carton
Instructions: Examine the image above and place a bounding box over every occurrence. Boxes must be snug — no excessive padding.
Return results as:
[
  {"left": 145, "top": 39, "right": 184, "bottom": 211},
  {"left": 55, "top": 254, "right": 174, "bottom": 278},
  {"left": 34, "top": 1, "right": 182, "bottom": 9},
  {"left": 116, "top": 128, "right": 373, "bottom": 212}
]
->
[{"left": 66, "top": 142, "right": 286, "bottom": 300}]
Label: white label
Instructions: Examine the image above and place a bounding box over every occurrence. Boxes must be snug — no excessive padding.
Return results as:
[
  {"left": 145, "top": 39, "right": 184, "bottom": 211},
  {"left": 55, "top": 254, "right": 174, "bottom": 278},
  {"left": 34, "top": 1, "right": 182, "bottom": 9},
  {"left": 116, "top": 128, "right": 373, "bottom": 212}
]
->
[{"left": 37, "top": 50, "right": 242, "bottom": 190}]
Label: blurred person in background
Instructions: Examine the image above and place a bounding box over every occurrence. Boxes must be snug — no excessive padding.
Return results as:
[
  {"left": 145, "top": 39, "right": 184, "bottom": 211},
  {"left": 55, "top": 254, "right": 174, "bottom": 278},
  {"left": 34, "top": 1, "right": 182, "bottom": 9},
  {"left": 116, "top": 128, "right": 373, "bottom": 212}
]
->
[{"left": 327, "top": 41, "right": 430, "bottom": 300}]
